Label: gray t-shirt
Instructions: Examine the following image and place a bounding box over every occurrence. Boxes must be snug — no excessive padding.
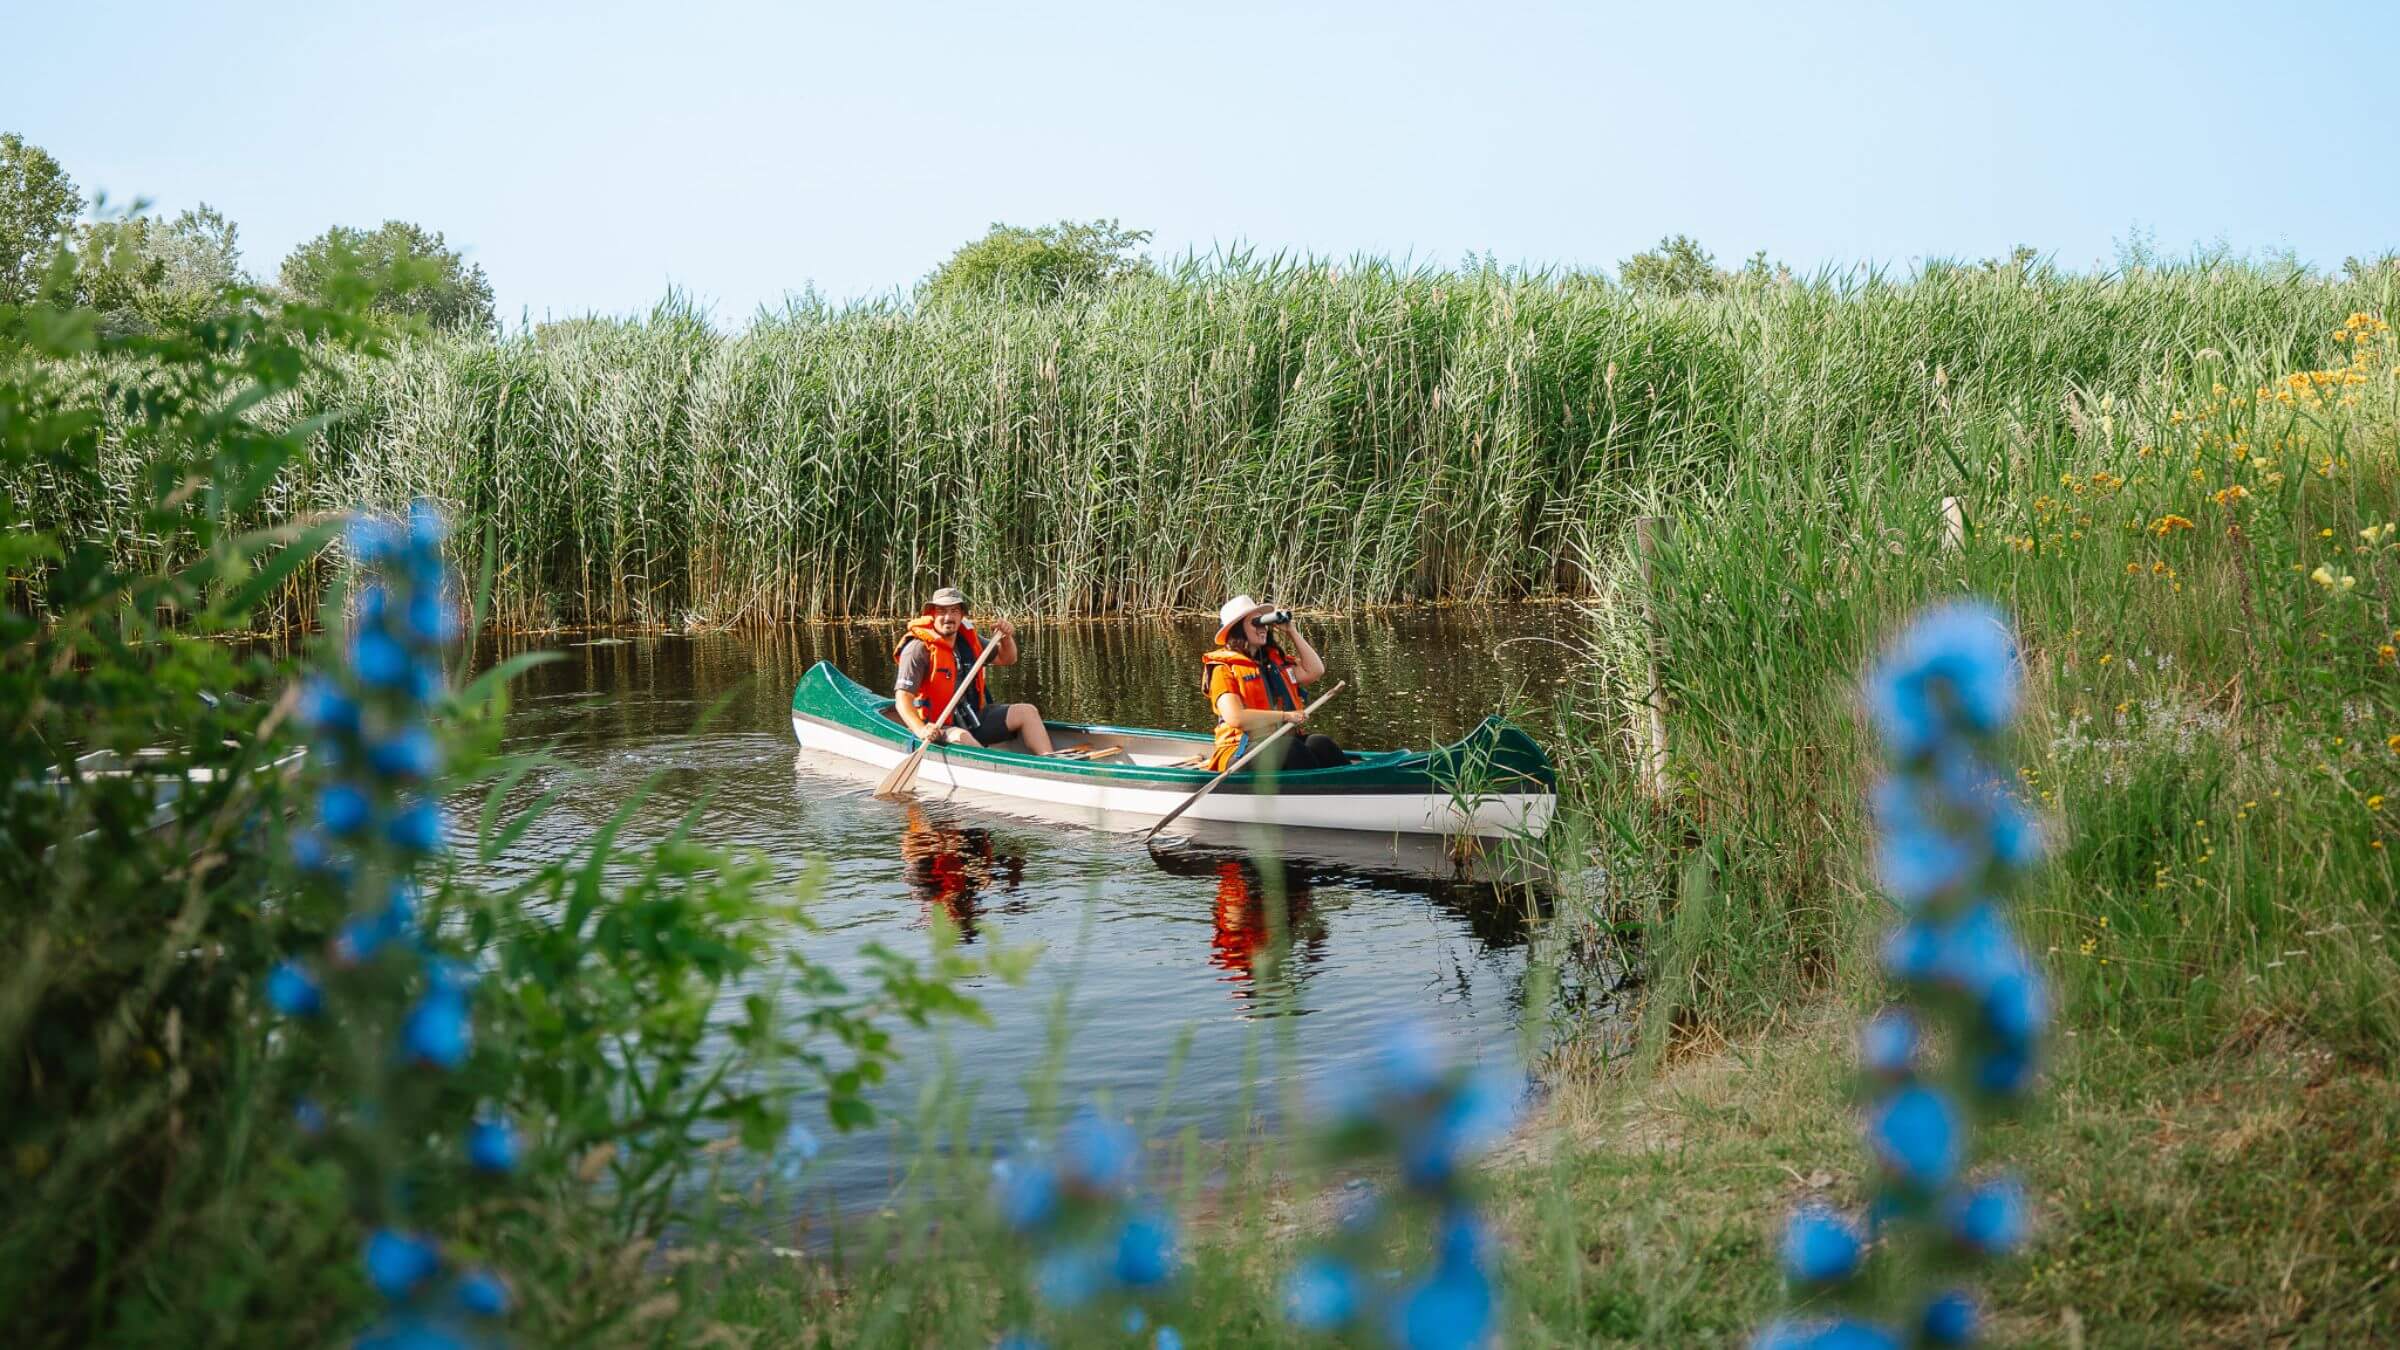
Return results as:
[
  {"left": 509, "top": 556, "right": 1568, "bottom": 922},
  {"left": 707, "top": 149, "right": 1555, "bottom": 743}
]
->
[{"left": 894, "top": 634, "right": 984, "bottom": 711}]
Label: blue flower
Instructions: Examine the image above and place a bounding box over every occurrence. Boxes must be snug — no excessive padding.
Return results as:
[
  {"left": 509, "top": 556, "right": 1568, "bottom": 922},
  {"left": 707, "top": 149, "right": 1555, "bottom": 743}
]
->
[
  {"left": 454, "top": 1268, "right": 509, "bottom": 1317},
  {"left": 1919, "top": 1288, "right": 1978, "bottom": 1345},
  {"left": 405, "top": 590, "right": 453, "bottom": 646},
  {"left": 1869, "top": 779, "right": 1973, "bottom": 907},
  {"left": 1389, "top": 1257, "right": 1493, "bottom": 1350},
  {"left": 1949, "top": 1176, "right": 2029, "bottom": 1255},
  {"left": 1113, "top": 1209, "right": 1178, "bottom": 1288},
  {"left": 1059, "top": 1106, "right": 1136, "bottom": 1191},
  {"left": 365, "top": 1228, "right": 441, "bottom": 1299},
  {"left": 466, "top": 1114, "right": 518, "bottom": 1174},
  {"left": 290, "top": 828, "right": 334, "bottom": 873},
  {"left": 319, "top": 782, "right": 372, "bottom": 838},
  {"left": 1780, "top": 1205, "right": 1862, "bottom": 1286},
  {"left": 369, "top": 726, "right": 442, "bottom": 780},
  {"left": 348, "top": 517, "right": 404, "bottom": 564},
  {"left": 1973, "top": 1044, "right": 2037, "bottom": 1097},
  {"left": 402, "top": 987, "right": 471, "bottom": 1069},
  {"left": 783, "top": 1120, "right": 822, "bottom": 1163},
  {"left": 1375, "top": 1020, "right": 1446, "bottom": 1099},
  {"left": 1858, "top": 1008, "right": 1917, "bottom": 1078},
  {"left": 293, "top": 1097, "right": 329, "bottom": 1136},
  {"left": 386, "top": 797, "right": 444, "bottom": 854},
  {"left": 1033, "top": 1243, "right": 1107, "bottom": 1308},
  {"left": 266, "top": 961, "right": 323, "bottom": 1017},
  {"left": 1880, "top": 920, "right": 1943, "bottom": 984},
  {"left": 298, "top": 676, "right": 360, "bottom": 735},
  {"left": 354, "top": 629, "right": 412, "bottom": 690},
  {"left": 1866, "top": 1085, "right": 1963, "bottom": 1192},
  {"left": 1152, "top": 1327, "right": 1183, "bottom": 1350},
  {"left": 407, "top": 498, "right": 447, "bottom": 549},
  {"left": 1863, "top": 602, "right": 2018, "bottom": 759},
  {"left": 1284, "top": 1255, "right": 1361, "bottom": 1330},
  {"left": 334, "top": 913, "right": 394, "bottom": 964},
  {"left": 991, "top": 1156, "right": 1059, "bottom": 1231},
  {"left": 1981, "top": 968, "right": 2048, "bottom": 1047},
  {"left": 1931, "top": 903, "right": 2026, "bottom": 995},
  {"left": 1123, "top": 1306, "right": 1148, "bottom": 1334}
]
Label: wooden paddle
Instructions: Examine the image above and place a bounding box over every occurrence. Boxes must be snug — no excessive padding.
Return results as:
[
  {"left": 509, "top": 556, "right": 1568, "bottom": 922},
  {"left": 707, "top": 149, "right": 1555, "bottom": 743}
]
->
[
  {"left": 875, "top": 624, "right": 1009, "bottom": 800},
  {"left": 1145, "top": 680, "right": 1347, "bottom": 841}
]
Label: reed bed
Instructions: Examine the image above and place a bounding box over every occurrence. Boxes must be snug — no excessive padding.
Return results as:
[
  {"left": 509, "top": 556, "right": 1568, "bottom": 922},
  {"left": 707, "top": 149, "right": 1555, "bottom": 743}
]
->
[{"left": 19, "top": 257, "right": 2386, "bottom": 630}]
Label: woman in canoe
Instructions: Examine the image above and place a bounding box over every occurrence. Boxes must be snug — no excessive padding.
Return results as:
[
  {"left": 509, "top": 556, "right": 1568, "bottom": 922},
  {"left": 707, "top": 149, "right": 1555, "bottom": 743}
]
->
[{"left": 1202, "top": 595, "right": 1351, "bottom": 773}]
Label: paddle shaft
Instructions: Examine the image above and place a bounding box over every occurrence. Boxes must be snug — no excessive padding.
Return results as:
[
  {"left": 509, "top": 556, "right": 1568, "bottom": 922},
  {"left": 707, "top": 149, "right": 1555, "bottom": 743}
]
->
[
  {"left": 875, "top": 623, "right": 1010, "bottom": 798},
  {"left": 1146, "top": 680, "right": 1347, "bottom": 840}
]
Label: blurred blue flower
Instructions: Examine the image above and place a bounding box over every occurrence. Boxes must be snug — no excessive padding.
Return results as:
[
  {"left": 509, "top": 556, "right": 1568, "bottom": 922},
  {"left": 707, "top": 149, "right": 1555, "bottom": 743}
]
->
[
  {"left": 992, "top": 1156, "right": 1059, "bottom": 1231},
  {"left": 365, "top": 1228, "right": 440, "bottom": 1299},
  {"left": 353, "top": 629, "right": 412, "bottom": 690},
  {"left": 293, "top": 1097, "right": 328, "bottom": 1136},
  {"left": 1981, "top": 969, "right": 2048, "bottom": 1048},
  {"left": 1972, "top": 1045, "right": 2037, "bottom": 1098},
  {"left": 318, "top": 782, "right": 372, "bottom": 838},
  {"left": 407, "top": 498, "right": 447, "bottom": 548},
  {"left": 1112, "top": 1209, "right": 1178, "bottom": 1289},
  {"left": 783, "top": 1119, "right": 822, "bottom": 1162},
  {"left": 402, "top": 987, "right": 471, "bottom": 1069},
  {"left": 1919, "top": 1288, "right": 1978, "bottom": 1345},
  {"left": 1033, "top": 1243, "right": 1107, "bottom": 1309},
  {"left": 1869, "top": 780, "right": 1972, "bottom": 907},
  {"left": 369, "top": 725, "right": 442, "bottom": 780},
  {"left": 454, "top": 1268, "right": 509, "bottom": 1318},
  {"left": 466, "top": 1114, "right": 518, "bottom": 1174},
  {"left": 405, "top": 590, "right": 453, "bottom": 646},
  {"left": 1285, "top": 1254, "right": 1362, "bottom": 1330},
  {"left": 1780, "top": 1206, "right": 1862, "bottom": 1286},
  {"left": 1949, "top": 1176, "right": 2029, "bottom": 1255},
  {"left": 1867, "top": 1085, "right": 1962, "bottom": 1192},
  {"left": 348, "top": 517, "right": 403, "bottom": 564},
  {"left": 1153, "top": 1326, "right": 1183, "bottom": 1350},
  {"left": 298, "top": 676, "right": 360, "bottom": 735},
  {"left": 290, "top": 828, "right": 334, "bottom": 873},
  {"left": 1858, "top": 1008, "right": 1917, "bottom": 1079},
  {"left": 1389, "top": 1257, "right": 1493, "bottom": 1350},
  {"left": 1058, "top": 1106, "right": 1136, "bottom": 1191},
  {"left": 386, "top": 798, "right": 444, "bottom": 854},
  {"left": 1863, "top": 601, "right": 2018, "bottom": 759},
  {"left": 1123, "top": 1306, "right": 1148, "bottom": 1334},
  {"left": 266, "top": 961, "right": 323, "bottom": 1017},
  {"left": 1374, "top": 1020, "right": 1446, "bottom": 1099}
]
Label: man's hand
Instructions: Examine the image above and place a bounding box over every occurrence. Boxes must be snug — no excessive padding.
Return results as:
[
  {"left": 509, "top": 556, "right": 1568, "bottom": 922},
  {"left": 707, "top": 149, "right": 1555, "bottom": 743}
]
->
[{"left": 988, "top": 617, "right": 1016, "bottom": 642}]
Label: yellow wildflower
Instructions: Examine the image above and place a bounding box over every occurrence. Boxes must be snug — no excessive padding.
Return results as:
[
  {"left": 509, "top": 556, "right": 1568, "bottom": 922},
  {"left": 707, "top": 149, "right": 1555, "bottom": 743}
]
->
[{"left": 2150, "top": 514, "right": 2196, "bottom": 536}]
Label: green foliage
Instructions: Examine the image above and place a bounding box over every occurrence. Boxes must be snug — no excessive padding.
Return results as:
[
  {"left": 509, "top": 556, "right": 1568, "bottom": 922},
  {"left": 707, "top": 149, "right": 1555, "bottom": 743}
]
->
[
  {"left": 281, "top": 219, "right": 496, "bottom": 335},
  {"left": 0, "top": 240, "right": 994, "bottom": 1345},
  {"left": 919, "top": 217, "right": 1153, "bottom": 304},
  {"left": 1618, "top": 233, "right": 1727, "bottom": 297},
  {"left": 0, "top": 132, "right": 79, "bottom": 306}
]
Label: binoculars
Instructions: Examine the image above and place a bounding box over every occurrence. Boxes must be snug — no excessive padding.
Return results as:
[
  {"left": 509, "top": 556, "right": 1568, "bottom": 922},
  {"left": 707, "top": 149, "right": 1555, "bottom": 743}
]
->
[{"left": 1257, "top": 609, "right": 1294, "bottom": 627}]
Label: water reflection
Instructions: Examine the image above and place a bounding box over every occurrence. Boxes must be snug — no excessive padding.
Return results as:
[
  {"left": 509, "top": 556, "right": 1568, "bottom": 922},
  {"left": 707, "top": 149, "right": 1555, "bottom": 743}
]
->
[{"left": 897, "top": 802, "right": 1028, "bottom": 940}]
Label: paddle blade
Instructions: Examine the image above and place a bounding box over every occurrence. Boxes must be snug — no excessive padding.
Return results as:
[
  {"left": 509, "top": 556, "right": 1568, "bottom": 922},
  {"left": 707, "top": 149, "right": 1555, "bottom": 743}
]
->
[{"left": 874, "top": 742, "right": 928, "bottom": 799}]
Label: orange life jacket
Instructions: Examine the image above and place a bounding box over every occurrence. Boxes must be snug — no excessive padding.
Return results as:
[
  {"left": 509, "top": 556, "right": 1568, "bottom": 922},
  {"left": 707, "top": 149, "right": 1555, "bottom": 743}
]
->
[
  {"left": 896, "top": 617, "right": 987, "bottom": 724},
  {"left": 1200, "top": 645, "right": 1306, "bottom": 771}
]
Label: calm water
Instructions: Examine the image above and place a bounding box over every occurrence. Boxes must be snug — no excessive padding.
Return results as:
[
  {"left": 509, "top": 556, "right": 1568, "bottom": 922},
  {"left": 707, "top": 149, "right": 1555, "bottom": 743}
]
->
[{"left": 473, "top": 607, "right": 1606, "bottom": 1220}]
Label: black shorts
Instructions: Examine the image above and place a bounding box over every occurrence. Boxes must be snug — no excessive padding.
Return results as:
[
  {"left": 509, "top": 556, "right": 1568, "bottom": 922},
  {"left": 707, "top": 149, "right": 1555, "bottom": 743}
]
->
[{"left": 953, "top": 702, "right": 1023, "bottom": 746}]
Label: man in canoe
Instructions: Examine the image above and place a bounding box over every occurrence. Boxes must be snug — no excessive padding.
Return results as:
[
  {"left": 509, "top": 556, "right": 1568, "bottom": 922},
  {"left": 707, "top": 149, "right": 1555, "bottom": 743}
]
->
[
  {"left": 895, "top": 586, "right": 1056, "bottom": 755},
  {"left": 1202, "top": 594, "right": 1350, "bottom": 773}
]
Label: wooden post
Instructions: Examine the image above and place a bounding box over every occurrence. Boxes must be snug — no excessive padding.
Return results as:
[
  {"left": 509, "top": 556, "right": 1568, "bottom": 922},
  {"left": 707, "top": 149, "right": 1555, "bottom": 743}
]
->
[
  {"left": 1940, "top": 496, "right": 1966, "bottom": 551},
  {"left": 1633, "top": 516, "right": 1674, "bottom": 801}
]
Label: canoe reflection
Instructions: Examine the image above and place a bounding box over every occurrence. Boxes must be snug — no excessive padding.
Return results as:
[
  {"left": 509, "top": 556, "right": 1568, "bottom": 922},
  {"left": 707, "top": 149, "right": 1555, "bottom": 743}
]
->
[
  {"left": 898, "top": 803, "right": 1028, "bottom": 940},
  {"left": 1147, "top": 833, "right": 1545, "bottom": 1002}
]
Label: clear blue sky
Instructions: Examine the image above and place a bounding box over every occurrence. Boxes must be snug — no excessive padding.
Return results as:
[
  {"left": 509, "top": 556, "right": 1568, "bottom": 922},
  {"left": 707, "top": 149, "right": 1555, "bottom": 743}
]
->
[{"left": 10, "top": 0, "right": 2396, "bottom": 325}]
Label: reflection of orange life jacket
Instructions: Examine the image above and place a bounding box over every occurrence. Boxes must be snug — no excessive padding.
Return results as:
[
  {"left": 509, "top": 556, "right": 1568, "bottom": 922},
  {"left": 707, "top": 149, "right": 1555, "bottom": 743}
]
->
[
  {"left": 896, "top": 618, "right": 987, "bottom": 722},
  {"left": 1201, "top": 645, "right": 1307, "bottom": 771},
  {"left": 1209, "top": 859, "right": 1262, "bottom": 980}
]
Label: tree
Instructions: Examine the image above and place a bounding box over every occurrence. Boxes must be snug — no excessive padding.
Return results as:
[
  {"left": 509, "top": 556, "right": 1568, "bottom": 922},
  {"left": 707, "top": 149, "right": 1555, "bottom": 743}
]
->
[
  {"left": 1, "top": 132, "right": 81, "bottom": 306},
  {"left": 1619, "top": 234, "right": 1727, "bottom": 298},
  {"left": 280, "top": 219, "right": 495, "bottom": 333},
  {"left": 920, "top": 218, "right": 1153, "bottom": 304}
]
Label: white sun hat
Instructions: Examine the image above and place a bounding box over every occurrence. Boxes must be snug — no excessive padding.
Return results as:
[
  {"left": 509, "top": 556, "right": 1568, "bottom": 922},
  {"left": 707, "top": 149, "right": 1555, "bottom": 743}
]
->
[{"left": 1215, "top": 594, "right": 1276, "bottom": 644}]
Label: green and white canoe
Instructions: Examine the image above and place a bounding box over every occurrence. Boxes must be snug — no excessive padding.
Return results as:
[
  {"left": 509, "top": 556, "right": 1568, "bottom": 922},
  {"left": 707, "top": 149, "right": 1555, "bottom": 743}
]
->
[{"left": 789, "top": 662, "right": 1556, "bottom": 838}]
